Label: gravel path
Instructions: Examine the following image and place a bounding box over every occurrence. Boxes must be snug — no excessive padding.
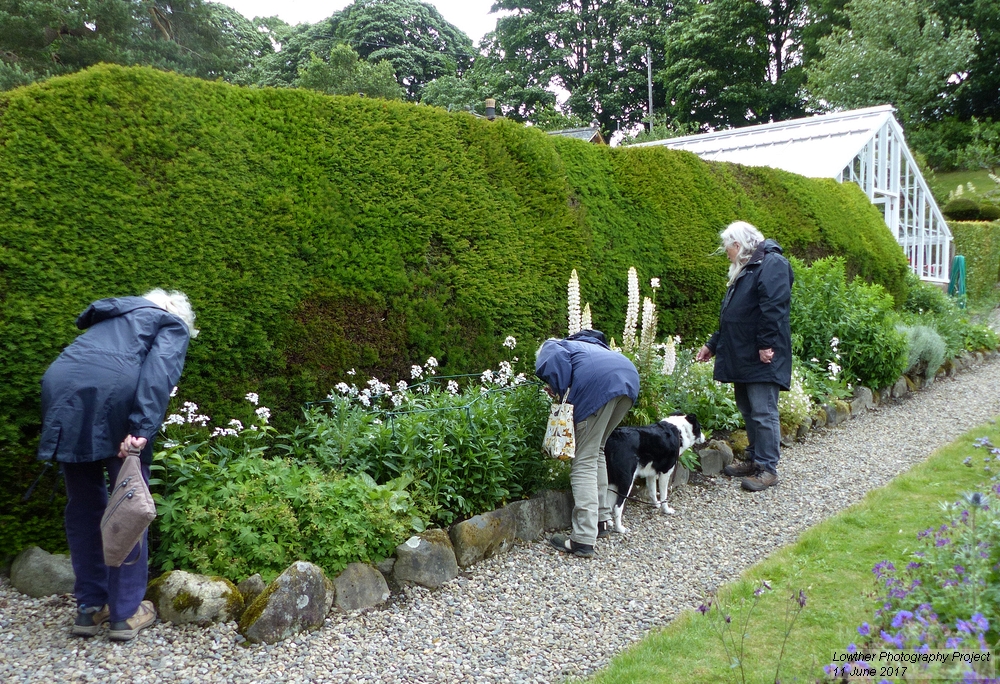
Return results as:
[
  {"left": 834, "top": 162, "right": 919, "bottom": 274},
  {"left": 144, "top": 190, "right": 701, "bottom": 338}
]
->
[{"left": 3, "top": 357, "right": 1000, "bottom": 684}]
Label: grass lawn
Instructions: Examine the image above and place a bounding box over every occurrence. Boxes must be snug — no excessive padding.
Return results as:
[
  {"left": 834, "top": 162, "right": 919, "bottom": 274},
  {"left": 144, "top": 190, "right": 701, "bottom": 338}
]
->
[
  {"left": 931, "top": 169, "right": 997, "bottom": 204},
  {"left": 589, "top": 416, "right": 1000, "bottom": 684}
]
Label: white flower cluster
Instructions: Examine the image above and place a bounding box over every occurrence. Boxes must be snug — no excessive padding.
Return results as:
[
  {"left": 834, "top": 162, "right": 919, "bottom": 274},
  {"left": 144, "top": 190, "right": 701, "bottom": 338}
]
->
[
  {"left": 211, "top": 427, "right": 239, "bottom": 438},
  {"left": 245, "top": 392, "right": 259, "bottom": 406},
  {"left": 639, "top": 296, "right": 657, "bottom": 360},
  {"left": 567, "top": 269, "right": 582, "bottom": 335},
  {"left": 447, "top": 380, "right": 460, "bottom": 395},
  {"left": 255, "top": 406, "right": 271, "bottom": 424},
  {"left": 655, "top": 335, "right": 680, "bottom": 375},
  {"left": 622, "top": 267, "right": 640, "bottom": 353},
  {"left": 503, "top": 336, "right": 517, "bottom": 350},
  {"left": 581, "top": 303, "right": 592, "bottom": 330},
  {"left": 163, "top": 400, "right": 210, "bottom": 429},
  {"left": 828, "top": 337, "right": 843, "bottom": 379},
  {"left": 778, "top": 368, "right": 812, "bottom": 428}
]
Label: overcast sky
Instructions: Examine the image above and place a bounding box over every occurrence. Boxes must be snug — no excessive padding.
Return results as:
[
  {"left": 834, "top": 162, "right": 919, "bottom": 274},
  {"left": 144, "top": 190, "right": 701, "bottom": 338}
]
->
[{"left": 218, "top": 0, "right": 503, "bottom": 45}]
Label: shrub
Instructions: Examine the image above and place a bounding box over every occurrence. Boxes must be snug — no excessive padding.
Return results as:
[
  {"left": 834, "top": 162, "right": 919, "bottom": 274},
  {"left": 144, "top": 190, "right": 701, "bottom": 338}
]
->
[
  {"left": 152, "top": 440, "right": 425, "bottom": 583},
  {"left": 977, "top": 202, "right": 1000, "bottom": 221},
  {"left": 658, "top": 350, "right": 743, "bottom": 434},
  {"left": 942, "top": 196, "right": 981, "bottom": 220},
  {"left": 284, "top": 364, "right": 556, "bottom": 525},
  {"left": 898, "top": 324, "right": 946, "bottom": 380},
  {"left": 903, "top": 273, "right": 954, "bottom": 315},
  {"left": 790, "top": 256, "right": 908, "bottom": 391}
]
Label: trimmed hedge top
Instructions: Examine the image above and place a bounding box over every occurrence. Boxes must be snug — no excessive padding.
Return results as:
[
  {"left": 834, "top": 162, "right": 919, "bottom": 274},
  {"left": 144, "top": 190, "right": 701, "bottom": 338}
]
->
[{"left": 0, "top": 65, "right": 908, "bottom": 465}]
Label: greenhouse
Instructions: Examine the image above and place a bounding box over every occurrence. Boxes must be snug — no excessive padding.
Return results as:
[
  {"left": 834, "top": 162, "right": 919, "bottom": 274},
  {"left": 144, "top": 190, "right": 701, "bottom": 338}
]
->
[{"left": 636, "top": 105, "right": 952, "bottom": 284}]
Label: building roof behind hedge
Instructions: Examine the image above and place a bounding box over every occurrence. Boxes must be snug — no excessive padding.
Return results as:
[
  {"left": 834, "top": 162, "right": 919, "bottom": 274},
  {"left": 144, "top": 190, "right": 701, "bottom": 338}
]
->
[{"left": 634, "top": 106, "right": 896, "bottom": 179}]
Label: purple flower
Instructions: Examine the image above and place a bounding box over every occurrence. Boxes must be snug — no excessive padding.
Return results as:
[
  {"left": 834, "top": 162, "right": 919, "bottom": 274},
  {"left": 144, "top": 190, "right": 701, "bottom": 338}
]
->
[
  {"left": 955, "top": 565, "right": 966, "bottom": 575},
  {"left": 725, "top": 615, "right": 731, "bottom": 623},
  {"left": 858, "top": 622, "right": 871, "bottom": 636},
  {"left": 697, "top": 603, "right": 709, "bottom": 615},
  {"left": 957, "top": 619, "right": 973, "bottom": 634},
  {"left": 797, "top": 590, "right": 807, "bottom": 608},
  {"left": 881, "top": 630, "right": 904, "bottom": 648},
  {"left": 891, "top": 610, "right": 914, "bottom": 628},
  {"left": 947, "top": 636, "right": 963, "bottom": 648},
  {"left": 918, "top": 528, "right": 931, "bottom": 539},
  {"left": 969, "top": 613, "right": 989, "bottom": 632},
  {"left": 847, "top": 643, "right": 857, "bottom": 653},
  {"left": 936, "top": 538, "right": 950, "bottom": 547}
]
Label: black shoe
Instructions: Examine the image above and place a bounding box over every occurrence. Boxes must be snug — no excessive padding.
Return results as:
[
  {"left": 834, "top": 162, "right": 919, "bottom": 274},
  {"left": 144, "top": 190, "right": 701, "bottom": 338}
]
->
[
  {"left": 597, "top": 520, "right": 612, "bottom": 539},
  {"left": 723, "top": 459, "right": 757, "bottom": 477},
  {"left": 550, "top": 534, "right": 595, "bottom": 558}
]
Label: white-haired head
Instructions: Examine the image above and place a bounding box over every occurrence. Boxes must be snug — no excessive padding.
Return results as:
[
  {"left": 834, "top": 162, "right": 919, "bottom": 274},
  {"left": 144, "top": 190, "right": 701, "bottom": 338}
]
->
[
  {"left": 719, "top": 221, "right": 765, "bottom": 287},
  {"left": 143, "top": 289, "right": 199, "bottom": 338}
]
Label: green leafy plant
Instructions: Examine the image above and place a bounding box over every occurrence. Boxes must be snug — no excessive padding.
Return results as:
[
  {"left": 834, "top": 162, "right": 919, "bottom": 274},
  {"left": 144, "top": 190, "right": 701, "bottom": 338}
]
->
[{"left": 898, "top": 323, "right": 947, "bottom": 380}]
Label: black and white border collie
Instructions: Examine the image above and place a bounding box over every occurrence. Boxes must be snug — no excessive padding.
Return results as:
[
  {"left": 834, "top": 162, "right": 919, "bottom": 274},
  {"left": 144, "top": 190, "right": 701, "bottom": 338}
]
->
[{"left": 604, "top": 414, "right": 705, "bottom": 534}]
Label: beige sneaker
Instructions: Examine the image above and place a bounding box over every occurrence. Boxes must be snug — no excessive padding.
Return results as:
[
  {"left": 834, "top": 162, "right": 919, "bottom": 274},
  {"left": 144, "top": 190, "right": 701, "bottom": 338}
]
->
[
  {"left": 108, "top": 601, "right": 156, "bottom": 641},
  {"left": 72, "top": 604, "right": 109, "bottom": 637}
]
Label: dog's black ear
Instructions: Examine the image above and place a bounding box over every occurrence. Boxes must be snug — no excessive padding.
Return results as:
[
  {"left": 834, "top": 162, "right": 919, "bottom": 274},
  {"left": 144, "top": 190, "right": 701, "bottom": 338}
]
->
[
  {"left": 670, "top": 410, "right": 683, "bottom": 417},
  {"left": 687, "top": 413, "right": 702, "bottom": 429}
]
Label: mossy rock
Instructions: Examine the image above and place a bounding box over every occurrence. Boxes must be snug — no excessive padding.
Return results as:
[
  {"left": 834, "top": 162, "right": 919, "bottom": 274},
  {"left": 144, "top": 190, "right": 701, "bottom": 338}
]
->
[
  {"left": 729, "top": 430, "right": 749, "bottom": 456},
  {"left": 145, "top": 570, "right": 243, "bottom": 625}
]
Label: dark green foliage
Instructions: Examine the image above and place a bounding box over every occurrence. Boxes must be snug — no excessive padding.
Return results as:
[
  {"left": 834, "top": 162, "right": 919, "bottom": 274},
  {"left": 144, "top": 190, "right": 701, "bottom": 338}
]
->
[
  {"left": 978, "top": 204, "right": 1000, "bottom": 221},
  {"left": 950, "top": 221, "right": 1000, "bottom": 302},
  {"left": 0, "top": 66, "right": 910, "bottom": 551},
  {"left": 942, "top": 197, "right": 982, "bottom": 220},
  {"left": 790, "top": 257, "right": 909, "bottom": 390},
  {"left": 152, "top": 447, "right": 422, "bottom": 582},
  {"left": 293, "top": 382, "right": 553, "bottom": 525}
]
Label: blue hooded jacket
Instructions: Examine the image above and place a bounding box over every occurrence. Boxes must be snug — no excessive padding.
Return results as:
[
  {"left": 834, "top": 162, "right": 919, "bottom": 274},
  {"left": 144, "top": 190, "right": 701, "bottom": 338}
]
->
[
  {"left": 37, "top": 297, "right": 190, "bottom": 464},
  {"left": 535, "top": 331, "right": 639, "bottom": 423}
]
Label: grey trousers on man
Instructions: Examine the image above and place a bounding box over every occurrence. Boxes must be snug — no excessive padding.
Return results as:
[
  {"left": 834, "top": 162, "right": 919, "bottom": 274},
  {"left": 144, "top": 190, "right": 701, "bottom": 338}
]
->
[
  {"left": 569, "top": 394, "right": 633, "bottom": 546},
  {"left": 733, "top": 381, "right": 781, "bottom": 475}
]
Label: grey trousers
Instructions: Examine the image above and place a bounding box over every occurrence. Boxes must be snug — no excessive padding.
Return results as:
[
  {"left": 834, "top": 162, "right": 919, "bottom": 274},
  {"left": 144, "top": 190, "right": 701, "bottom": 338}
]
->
[
  {"left": 733, "top": 381, "right": 781, "bottom": 475},
  {"left": 569, "top": 395, "right": 633, "bottom": 546}
]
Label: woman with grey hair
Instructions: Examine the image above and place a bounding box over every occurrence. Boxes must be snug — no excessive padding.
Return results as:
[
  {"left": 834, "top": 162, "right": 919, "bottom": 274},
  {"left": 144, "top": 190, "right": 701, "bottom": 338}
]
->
[
  {"left": 38, "top": 290, "right": 196, "bottom": 640},
  {"left": 696, "top": 221, "right": 793, "bottom": 491}
]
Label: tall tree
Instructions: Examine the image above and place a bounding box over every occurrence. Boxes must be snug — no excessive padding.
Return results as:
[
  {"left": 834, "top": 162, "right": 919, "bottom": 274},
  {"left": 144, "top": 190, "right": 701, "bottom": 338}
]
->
[
  {"left": 806, "top": 0, "right": 976, "bottom": 127},
  {"left": 295, "top": 42, "right": 405, "bottom": 99},
  {"left": 482, "top": 0, "right": 672, "bottom": 135},
  {"left": 0, "top": 0, "right": 276, "bottom": 89},
  {"left": 249, "top": 0, "right": 475, "bottom": 100},
  {"left": 929, "top": 0, "right": 1000, "bottom": 120},
  {"left": 656, "top": 0, "right": 807, "bottom": 131},
  {"left": 335, "top": 0, "right": 475, "bottom": 100}
]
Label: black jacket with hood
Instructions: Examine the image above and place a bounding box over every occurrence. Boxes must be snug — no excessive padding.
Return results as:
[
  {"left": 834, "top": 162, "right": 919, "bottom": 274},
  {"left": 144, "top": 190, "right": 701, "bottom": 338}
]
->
[
  {"left": 706, "top": 239, "right": 794, "bottom": 389},
  {"left": 37, "top": 297, "right": 190, "bottom": 464}
]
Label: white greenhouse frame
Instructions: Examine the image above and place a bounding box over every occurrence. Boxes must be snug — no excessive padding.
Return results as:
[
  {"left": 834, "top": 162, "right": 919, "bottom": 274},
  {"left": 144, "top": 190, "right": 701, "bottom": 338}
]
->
[{"left": 635, "top": 106, "right": 952, "bottom": 284}]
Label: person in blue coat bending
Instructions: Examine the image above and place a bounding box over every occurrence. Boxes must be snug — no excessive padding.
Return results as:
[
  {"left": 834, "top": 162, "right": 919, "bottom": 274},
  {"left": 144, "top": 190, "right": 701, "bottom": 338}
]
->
[
  {"left": 38, "top": 289, "right": 197, "bottom": 640},
  {"left": 697, "top": 221, "right": 794, "bottom": 492},
  {"left": 535, "top": 330, "right": 639, "bottom": 558}
]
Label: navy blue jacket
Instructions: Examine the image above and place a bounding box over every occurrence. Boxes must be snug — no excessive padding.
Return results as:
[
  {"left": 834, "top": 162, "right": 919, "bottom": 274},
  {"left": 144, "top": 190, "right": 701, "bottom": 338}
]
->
[
  {"left": 37, "top": 297, "right": 190, "bottom": 464},
  {"left": 535, "top": 332, "right": 639, "bottom": 423},
  {"left": 706, "top": 240, "right": 794, "bottom": 389}
]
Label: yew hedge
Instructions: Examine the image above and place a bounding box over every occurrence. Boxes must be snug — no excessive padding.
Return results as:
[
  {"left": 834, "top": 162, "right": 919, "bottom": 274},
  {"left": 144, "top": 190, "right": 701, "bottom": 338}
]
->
[{"left": 0, "top": 65, "right": 908, "bottom": 551}]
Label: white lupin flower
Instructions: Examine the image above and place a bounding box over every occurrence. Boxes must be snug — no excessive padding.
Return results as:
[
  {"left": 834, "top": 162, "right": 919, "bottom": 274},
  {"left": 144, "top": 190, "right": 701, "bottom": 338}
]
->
[
  {"left": 661, "top": 335, "right": 677, "bottom": 375},
  {"left": 567, "top": 269, "right": 582, "bottom": 335},
  {"left": 622, "top": 267, "right": 640, "bottom": 353},
  {"left": 245, "top": 392, "right": 259, "bottom": 406},
  {"left": 639, "top": 296, "right": 657, "bottom": 359},
  {"left": 581, "top": 303, "right": 592, "bottom": 331}
]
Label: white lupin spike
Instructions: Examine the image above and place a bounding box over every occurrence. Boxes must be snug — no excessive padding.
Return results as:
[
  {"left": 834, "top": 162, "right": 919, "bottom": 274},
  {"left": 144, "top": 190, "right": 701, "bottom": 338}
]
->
[
  {"left": 581, "top": 303, "right": 592, "bottom": 331},
  {"left": 622, "top": 267, "right": 640, "bottom": 353},
  {"left": 567, "top": 269, "right": 582, "bottom": 335}
]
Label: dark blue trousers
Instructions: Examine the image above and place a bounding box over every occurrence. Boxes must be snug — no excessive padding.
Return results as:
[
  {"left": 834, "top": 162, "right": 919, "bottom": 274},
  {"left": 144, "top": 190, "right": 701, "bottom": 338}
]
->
[
  {"left": 62, "top": 458, "right": 150, "bottom": 622},
  {"left": 733, "top": 382, "right": 781, "bottom": 475}
]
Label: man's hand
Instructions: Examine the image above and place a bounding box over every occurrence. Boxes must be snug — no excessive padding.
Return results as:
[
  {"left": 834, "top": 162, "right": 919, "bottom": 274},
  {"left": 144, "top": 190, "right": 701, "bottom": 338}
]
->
[
  {"left": 695, "top": 345, "right": 714, "bottom": 362},
  {"left": 118, "top": 435, "right": 148, "bottom": 459},
  {"left": 759, "top": 348, "right": 774, "bottom": 364}
]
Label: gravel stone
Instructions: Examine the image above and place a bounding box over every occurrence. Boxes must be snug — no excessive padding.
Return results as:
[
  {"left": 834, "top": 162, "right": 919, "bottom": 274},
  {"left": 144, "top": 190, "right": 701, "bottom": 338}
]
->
[{"left": 3, "top": 358, "right": 999, "bottom": 683}]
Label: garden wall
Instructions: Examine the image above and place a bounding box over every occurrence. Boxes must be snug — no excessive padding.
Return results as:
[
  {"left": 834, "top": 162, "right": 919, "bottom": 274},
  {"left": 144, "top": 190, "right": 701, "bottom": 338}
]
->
[{"left": 0, "top": 65, "right": 909, "bottom": 548}]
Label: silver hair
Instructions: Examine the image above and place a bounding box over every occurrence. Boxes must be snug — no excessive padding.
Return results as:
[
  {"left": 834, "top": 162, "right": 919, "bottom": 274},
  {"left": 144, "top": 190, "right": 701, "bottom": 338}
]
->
[
  {"left": 720, "top": 221, "right": 765, "bottom": 287},
  {"left": 143, "top": 289, "right": 199, "bottom": 338}
]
